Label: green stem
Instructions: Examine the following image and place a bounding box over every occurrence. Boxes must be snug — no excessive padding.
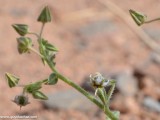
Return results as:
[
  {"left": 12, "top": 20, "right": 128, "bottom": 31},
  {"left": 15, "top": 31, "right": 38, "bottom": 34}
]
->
[
  {"left": 145, "top": 17, "right": 160, "bottom": 24},
  {"left": 29, "top": 47, "right": 44, "bottom": 58},
  {"left": 46, "top": 61, "right": 118, "bottom": 120},
  {"left": 27, "top": 32, "right": 39, "bottom": 38},
  {"left": 37, "top": 22, "right": 117, "bottom": 120},
  {"left": 39, "top": 23, "right": 45, "bottom": 39}
]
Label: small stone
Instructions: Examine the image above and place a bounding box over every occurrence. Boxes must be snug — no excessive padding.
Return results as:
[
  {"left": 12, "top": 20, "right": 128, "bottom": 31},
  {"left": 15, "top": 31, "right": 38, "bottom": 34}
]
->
[
  {"left": 115, "top": 70, "right": 138, "bottom": 96},
  {"left": 42, "top": 90, "right": 96, "bottom": 112},
  {"left": 143, "top": 97, "right": 160, "bottom": 112}
]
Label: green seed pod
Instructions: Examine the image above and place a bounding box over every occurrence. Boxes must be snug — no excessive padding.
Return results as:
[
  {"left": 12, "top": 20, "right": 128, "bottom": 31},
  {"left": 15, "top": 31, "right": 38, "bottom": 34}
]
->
[
  {"left": 5, "top": 73, "right": 19, "bottom": 88},
  {"left": 25, "top": 82, "right": 42, "bottom": 93},
  {"left": 17, "top": 37, "right": 32, "bottom": 54},
  {"left": 37, "top": 6, "right": 51, "bottom": 23},
  {"left": 12, "top": 94, "right": 30, "bottom": 109},
  {"left": 32, "top": 91, "right": 48, "bottom": 100},
  {"left": 129, "top": 9, "right": 147, "bottom": 26},
  {"left": 12, "top": 24, "right": 28, "bottom": 36}
]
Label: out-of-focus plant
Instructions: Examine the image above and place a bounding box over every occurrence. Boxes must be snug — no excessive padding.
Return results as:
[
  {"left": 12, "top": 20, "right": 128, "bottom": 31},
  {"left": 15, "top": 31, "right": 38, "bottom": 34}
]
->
[
  {"left": 129, "top": 9, "right": 160, "bottom": 26},
  {"left": 5, "top": 6, "right": 119, "bottom": 120}
]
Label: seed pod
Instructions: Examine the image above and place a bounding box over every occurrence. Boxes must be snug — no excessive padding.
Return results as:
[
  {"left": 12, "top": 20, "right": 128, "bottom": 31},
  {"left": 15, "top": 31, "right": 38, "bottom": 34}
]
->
[
  {"left": 17, "top": 37, "right": 32, "bottom": 54},
  {"left": 12, "top": 24, "right": 28, "bottom": 36},
  {"left": 129, "top": 9, "right": 147, "bottom": 26},
  {"left": 12, "top": 94, "right": 30, "bottom": 109},
  {"left": 37, "top": 6, "right": 51, "bottom": 23},
  {"left": 5, "top": 73, "right": 19, "bottom": 88}
]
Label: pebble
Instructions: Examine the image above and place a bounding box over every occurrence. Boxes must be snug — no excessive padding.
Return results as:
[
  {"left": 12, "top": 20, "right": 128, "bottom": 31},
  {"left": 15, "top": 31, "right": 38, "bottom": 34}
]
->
[
  {"left": 42, "top": 90, "right": 96, "bottom": 112},
  {"left": 115, "top": 70, "right": 139, "bottom": 96},
  {"left": 143, "top": 97, "right": 160, "bottom": 113}
]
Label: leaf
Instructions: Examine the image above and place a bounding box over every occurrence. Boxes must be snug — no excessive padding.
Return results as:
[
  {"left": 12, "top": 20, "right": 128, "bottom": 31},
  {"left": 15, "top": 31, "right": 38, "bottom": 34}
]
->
[
  {"left": 46, "top": 73, "right": 58, "bottom": 85},
  {"left": 12, "top": 24, "right": 28, "bottom": 36},
  {"left": 5, "top": 73, "right": 19, "bottom": 88},
  {"left": 25, "top": 82, "right": 42, "bottom": 93},
  {"left": 37, "top": 6, "right": 51, "bottom": 23},
  {"left": 32, "top": 91, "right": 48, "bottom": 100}
]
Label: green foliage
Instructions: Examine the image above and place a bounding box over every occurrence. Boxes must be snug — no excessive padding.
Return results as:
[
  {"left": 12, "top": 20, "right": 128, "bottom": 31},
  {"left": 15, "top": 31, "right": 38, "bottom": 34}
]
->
[
  {"left": 5, "top": 73, "right": 19, "bottom": 88},
  {"left": 106, "top": 111, "right": 120, "bottom": 120},
  {"left": 32, "top": 91, "right": 48, "bottom": 100},
  {"left": 17, "top": 37, "right": 32, "bottom": 54},
  {"left": 12, "top": 24, "right": 28, "bottom": 36},
  {"left": 37, "top": 6, "right": 51, "bottom": 23},
  {"left": 24, "top": 82, "right": 42, "bottom": 93},
  {"left": 129, "top": 9, "right": 147, "bottom": 26},
  {"left": 96, "top": 88, "right": 107, "bottom": 105},
  {"left": 46, "top": 73, "right": 58, "bottom": 85},
  {"left": 7, "top": 5, "right": 119, "bottom": 120}
]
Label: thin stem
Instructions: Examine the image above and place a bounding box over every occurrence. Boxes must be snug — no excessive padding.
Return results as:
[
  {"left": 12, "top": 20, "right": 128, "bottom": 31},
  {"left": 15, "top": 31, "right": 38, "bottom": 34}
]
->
[
  {"left": 27, "top": 32, "right": 39, "bottom": 38},
  {"left": 145, "top": 17, "right": 160, "bottom": 24},
  {"left": 29, "top": 47, "right": 44, "bottom": 58},
  {"left": 39, "top": 23, "right": 45, "bottom": 39}
]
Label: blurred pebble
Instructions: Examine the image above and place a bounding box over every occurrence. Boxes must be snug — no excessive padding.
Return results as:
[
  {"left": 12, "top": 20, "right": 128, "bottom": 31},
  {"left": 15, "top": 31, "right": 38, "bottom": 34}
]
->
[
  {"left": 115, "top": 70, "right": 138, "bottom": 96},
  {"left": 42, "top": 90, "right": 96, "bottom": 112},
  {"left": 143, "top": 97, "right": 160, "bottom": 113}
]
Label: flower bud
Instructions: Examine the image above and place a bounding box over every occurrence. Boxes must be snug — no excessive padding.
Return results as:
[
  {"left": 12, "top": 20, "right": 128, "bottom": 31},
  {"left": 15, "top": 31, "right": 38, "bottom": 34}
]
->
[
  {"left": 90, "top": 72, "right": 110, "bottom": 88},
  {"left": 17, "top": 37, "right": 32, "bottom": 54},
  {"left": 32, "top": 91, "right": 48, "bottom": 100},
  {"left": 12, "top": 94, "right": 30, "bottom": 109},
  {"left": 37, "top": 6, "right": 51, "bottom": 23},
  {"left": 129, "top": 9, "right": 147, "bottom": 26},
  {"left": 5, "top": 73, "right": 19, "bottom": 88},
  {"left": 12, "top": 24, "right": 28, "bottom": 36}
]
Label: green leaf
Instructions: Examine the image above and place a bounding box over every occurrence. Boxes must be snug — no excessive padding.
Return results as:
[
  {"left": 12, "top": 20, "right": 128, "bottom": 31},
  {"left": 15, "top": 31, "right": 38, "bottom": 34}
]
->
[
  {"left": 37, "top": 6, "right": 51, "bottom": 23},
  {"left": 96, "top": 88, "right": 107, "bottom": 105},
  {"left": 46, "top": 73, "right": 58, "bottom": 85},
  {"left": 39, "top": 38, "right": 57, "bottom": 65},
  {"left": 25, "top": 82, "right": 42, "bottom": 93},
  {"left": 41, "top": 39, "right": 58, "bottom": 52},
  {"left": 12, "top": 24, "right": 28, "bottom": 36},
  {"left": 129, "top": 9, "right": 147, "bottom": 26},
  {"left": 32, "top": 91, "right": 48, "bottom": 100},
  {"left": 17, "top": 37, "right": 32, "bottom": 54},
  {"left": 5, "top": 73, "right": 19, "bottom": 88},
  {"left": 106, "top": 111, "right": 120, "bottom": 120}
]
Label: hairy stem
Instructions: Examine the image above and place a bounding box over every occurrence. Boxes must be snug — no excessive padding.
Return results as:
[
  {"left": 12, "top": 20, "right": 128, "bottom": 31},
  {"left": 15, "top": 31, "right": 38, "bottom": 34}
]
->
[
  {"left": 38, "top": 22, "right": 117, "bottom": 120},
  {"left": 46, "top": 61, "right": 118, "bottom": 120}
]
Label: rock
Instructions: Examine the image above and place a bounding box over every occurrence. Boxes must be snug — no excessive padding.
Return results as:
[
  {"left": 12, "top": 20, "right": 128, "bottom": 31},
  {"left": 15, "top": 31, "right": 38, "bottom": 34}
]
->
[
  {"left": 143, "top": 97, "right": 160, "bottom": 113},
  {"left": 42, "top": 90, "right": 96, "bottom": 112},
  {"left": 115, "top": 70, "right": 139, "bottom": 96}
]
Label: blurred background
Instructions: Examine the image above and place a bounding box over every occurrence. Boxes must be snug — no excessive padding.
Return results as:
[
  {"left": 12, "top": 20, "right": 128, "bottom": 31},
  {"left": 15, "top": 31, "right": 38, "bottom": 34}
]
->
[{"left": 0, "top": 0, "right": 160, "bottom": 120}]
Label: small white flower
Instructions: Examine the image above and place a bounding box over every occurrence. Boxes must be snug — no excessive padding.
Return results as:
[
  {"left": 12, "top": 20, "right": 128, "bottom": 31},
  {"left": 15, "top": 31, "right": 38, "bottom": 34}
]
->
[{"left": 90, "top": 72, "right": 110, "bottom": 89}]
